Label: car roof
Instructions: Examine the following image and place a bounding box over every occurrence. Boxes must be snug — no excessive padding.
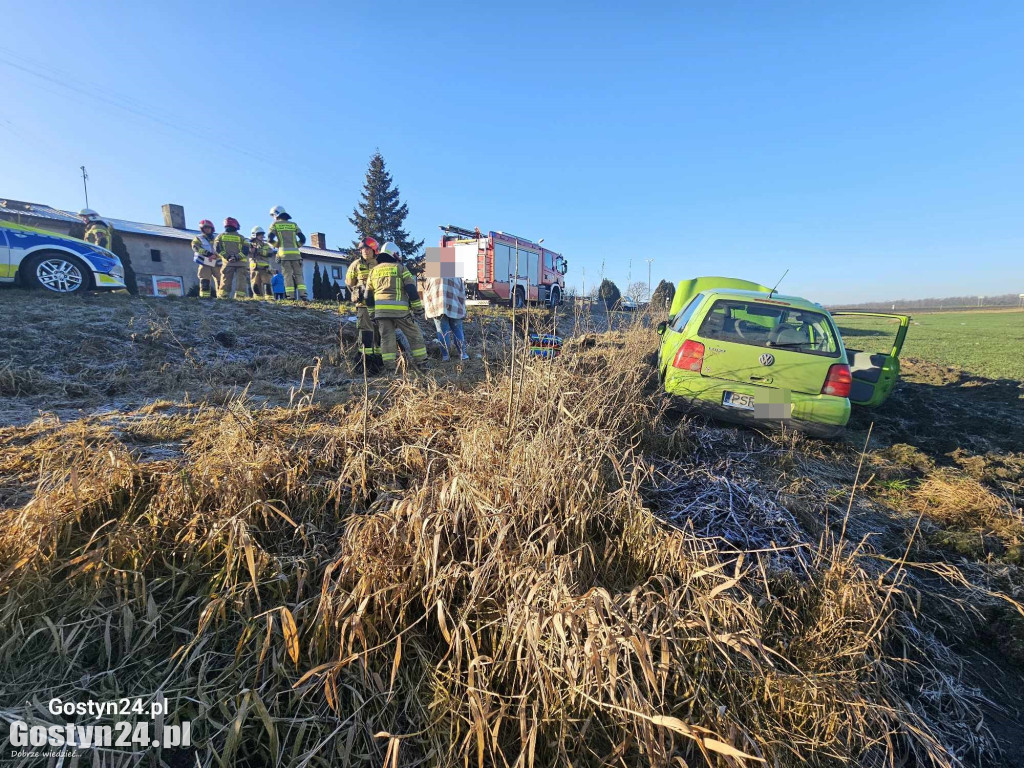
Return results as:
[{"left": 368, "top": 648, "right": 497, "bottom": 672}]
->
[{"left": 699, "top": 288, "right": 827, "bottom": 311}]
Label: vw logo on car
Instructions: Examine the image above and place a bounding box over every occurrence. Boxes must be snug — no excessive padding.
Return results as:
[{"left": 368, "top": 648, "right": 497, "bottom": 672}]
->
[{"left": 758, "top": 353, "right": 775, "bottom": 367}]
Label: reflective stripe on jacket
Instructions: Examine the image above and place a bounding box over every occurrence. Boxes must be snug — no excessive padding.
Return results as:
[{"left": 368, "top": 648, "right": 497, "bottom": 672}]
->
[
  {"left": 366, "top": 262, "right": 417, "bottom": 315},
  {"left": 215, "top": 232, "right": 249, "bottom": 262},
  {"left": 84, "top": 222, "right": 113, "bottom": 250},
  {"left": 192, "top": 234, "right": 217, "bottom": 259},
  {"left": 249, "top": 240, "right": 273, "bottom": 268},
  {"left": 268, "top": 220, "right": 305, "bottom": 259},
  {"left": 345, "top": 255, "right": 377, "bottom": 305}
]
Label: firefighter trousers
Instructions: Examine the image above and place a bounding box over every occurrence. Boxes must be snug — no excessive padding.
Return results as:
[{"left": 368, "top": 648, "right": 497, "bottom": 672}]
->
[
  {"left": 251, "top": 266, "right": 273, "bottom": 299},
  {"left": 197, "top": 264, "right": 221, "bottom": 298},
  {"left": 377, "top": 312, "right": 428, "bottom": 369},
  {"left": 219, "top": 261, "right": 249, "bottom": 299},
  {"left": 356, "top": 305, "right": 380, "bottom": 354},
  {"left": 280, "top": 258, "right": 306, "bottom": 299}
]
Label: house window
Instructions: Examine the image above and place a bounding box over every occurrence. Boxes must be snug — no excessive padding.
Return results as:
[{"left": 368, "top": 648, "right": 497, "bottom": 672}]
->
[
  {"left": 331, "top": 266, "right": 342, "bottom": 279},
  {"left": 150, "top": 249, "right": 162, "bottom": 262}
]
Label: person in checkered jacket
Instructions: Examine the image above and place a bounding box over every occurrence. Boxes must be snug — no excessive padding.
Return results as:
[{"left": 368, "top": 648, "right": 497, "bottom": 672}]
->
[{"left": 422, "top": 250, "right": 469, "bottom": 361}]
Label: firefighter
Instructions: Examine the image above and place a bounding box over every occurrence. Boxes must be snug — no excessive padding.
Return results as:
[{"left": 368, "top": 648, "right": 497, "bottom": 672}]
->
[
  {"left": 345, "top": 236, "right": 381, "bottom": 359},
  {"left": 79, "top": 209, "right": 114, "bottom": 250},
  {"left": 365, "top": 242, "right": 429, "bottom": 371},
  {"left": 215, "top": 217, "right": 251, "bottom": 299},
  {"left": 191, "top": 219, "right": 221, "bottom": 298},
  {"left": 267, "top": 205, "right": 307, "bottom": 300},
  {"left": 249, "top": 226, "right": 275, "bottom": 299}
]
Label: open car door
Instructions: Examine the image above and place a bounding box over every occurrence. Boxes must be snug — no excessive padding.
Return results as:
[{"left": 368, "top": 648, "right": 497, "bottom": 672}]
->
[{"left": 831, "top": 312, "right": 910, "bottom": 407}]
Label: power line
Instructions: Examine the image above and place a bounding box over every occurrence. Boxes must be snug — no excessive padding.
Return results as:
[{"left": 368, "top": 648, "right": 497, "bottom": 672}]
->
[{"left": 0, "top": 45, "right": 316, "bottom": 174}]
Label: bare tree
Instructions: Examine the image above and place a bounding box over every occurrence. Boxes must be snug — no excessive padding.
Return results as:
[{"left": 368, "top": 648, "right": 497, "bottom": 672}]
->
[{"left": 626, "top": 281, "right": 648, "bottom": 303}]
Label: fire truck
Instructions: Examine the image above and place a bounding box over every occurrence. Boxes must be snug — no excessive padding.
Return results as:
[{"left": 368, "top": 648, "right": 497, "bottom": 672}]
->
[{"left": 438, "top": 225, "right": 568, "bottom": 307}]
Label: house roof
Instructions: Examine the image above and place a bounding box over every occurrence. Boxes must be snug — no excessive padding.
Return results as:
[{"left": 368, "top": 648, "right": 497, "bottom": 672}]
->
[{"left": 0, "top": 197, "right": 350, "bottom": 262}]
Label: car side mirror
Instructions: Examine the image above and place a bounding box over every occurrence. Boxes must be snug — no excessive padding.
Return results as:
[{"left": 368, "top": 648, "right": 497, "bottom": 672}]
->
[{"left": 656, "top": 321, "right": 667, "bottom": 336}]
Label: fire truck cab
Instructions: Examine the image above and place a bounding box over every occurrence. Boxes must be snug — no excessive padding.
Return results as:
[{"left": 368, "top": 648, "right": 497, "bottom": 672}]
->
[{"left": 439, "top": 225, "right": 568, "bottom": 307}]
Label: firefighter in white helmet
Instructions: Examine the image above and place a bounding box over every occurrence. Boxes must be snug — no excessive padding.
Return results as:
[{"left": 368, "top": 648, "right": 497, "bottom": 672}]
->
[
  {"left": 79, "top": 209, "right": 114, "bottom": 251},
  {"left": 249, "top": 226, "right": 275, "bottom": 299},
  {"left": 365, "top": 242, "right": 428, "bottom": 371},
  {"left": 267, "top": 205, "right": 307, "bottom": 300}
]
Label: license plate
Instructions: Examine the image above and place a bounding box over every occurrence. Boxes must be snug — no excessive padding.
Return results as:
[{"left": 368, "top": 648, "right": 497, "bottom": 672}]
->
[{"left": 722, "top": 391, "right": 755, "bottom": 411}]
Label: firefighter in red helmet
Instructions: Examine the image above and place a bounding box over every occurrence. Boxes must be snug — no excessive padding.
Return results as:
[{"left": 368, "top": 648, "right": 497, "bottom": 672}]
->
[
  {"left": 345, "top": 236, "right": 382, "bottom": 365},
  {"left": 216, "top": 217, "right": 251, "bottom": 299},
  {"left": 192, "top": 219, "right": 221, "bottom": 298}
]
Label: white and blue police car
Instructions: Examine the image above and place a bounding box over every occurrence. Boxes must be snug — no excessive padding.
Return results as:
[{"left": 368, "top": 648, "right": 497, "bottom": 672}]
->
[{"left": 0, "top": 219, "right": 126, "bottom": 294}]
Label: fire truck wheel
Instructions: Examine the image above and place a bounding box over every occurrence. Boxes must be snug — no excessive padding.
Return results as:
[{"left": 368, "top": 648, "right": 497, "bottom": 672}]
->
[{"left": 511, "top": 287, "right": 525, "bottom": 309}]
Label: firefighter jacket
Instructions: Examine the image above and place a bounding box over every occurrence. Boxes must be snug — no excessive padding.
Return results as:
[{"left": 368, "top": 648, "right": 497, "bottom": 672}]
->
[
  {"left": 215, "top": 231, "right": 250, "bottom": 263},
  {"left": 268, "top": 219, "right": 306, "bottom": 261},
  {"left": 249, "top": 239, "right": 274, "bottom": 269},
  {"left": 191, "top": 233, "right": 220, "bottom": 266},
  {"left": 84, "top": 221, "right": 113, "bottom": 250},
  {"left": 345, "top": 254, "right": 377, "bottom": 306},
  {"left": 365, "top": 261, "right": 423, "bottom": 318}
]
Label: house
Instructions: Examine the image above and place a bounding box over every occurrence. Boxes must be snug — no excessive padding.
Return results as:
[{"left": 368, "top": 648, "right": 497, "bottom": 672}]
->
[{"left": 0, "top": 198, "right": 350, "bottom": 298}]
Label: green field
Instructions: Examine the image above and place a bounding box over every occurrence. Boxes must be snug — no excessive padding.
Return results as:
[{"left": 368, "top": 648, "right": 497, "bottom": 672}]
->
[{"left": 834, "top": 310, "right": 1024, "bottom": 381}]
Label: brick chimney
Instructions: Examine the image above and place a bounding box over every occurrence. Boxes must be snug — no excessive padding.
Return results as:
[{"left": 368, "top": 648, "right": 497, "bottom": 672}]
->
[
  {"left": 311, "top": 232, "right": 327, "bottom": 250},
  {"left": 162, "top": 203, "right": 186, "bottom": 229}
]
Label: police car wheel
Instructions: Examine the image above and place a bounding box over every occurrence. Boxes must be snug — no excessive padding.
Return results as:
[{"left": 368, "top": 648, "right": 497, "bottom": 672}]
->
[{"left": 24, "top": 253, "right": 90, "bottom": 294}]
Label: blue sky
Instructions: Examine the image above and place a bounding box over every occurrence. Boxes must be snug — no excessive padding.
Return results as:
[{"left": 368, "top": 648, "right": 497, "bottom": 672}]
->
[{"left": 1, "top": 0, "right": 1022, "bottom": 303}]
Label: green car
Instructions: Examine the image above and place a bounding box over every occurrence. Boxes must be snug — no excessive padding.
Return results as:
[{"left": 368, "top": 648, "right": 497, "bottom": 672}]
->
[{"left": 656, "top": 277, "right": 909, "bottom": 437}]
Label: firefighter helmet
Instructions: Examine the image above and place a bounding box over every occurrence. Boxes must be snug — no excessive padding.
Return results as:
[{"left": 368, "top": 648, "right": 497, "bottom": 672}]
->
[
  {"left": 251, "top": 226, "right": 265, "bottom": 237},
  {"left": 269, "top": 205, "right": 287, "bottom": 217},
  {"left": 79, "top": 208, "right": 99, "bottom": 220},
  {"left": 199, "top": 219, "right": 215, "bottom": 231},
  {"left": 223, "top": 217, "right": 240, "bottom": 230},
  {"left": 379, "top": 241, "right": 402, "bottom": 260},
  {"left": 358, "top": 236, "right": 380, "bottom": 253}
]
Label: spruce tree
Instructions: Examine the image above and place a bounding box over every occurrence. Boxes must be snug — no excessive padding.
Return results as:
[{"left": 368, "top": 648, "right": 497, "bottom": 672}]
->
[
  {"left": 598, "top": 279, "right": 621, "bottom": 310},
  {"left": 651, "top": 279, "right": 675, "bottom": 311},
  {"left": 312, "top": 263, "right": 324, "bottom": 300},
  {"left": 348, "top": 151, "right": 424, "bottom": 265}
]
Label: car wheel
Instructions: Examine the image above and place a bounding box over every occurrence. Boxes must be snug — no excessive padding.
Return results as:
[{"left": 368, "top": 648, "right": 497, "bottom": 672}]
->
[
  {"left": 23, "top": 252, "right": 91, "bottom": 294},
  {"left": 511, "top": 286, "right": 525, "bottom": 309},
  {"left": 549, "top": 286, "right": 561, "bottom": 308}
]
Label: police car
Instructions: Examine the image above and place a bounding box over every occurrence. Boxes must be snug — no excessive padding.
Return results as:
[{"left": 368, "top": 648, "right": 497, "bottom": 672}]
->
[{"left": 0, "top": 219, "right": 126, "bottom": 294}]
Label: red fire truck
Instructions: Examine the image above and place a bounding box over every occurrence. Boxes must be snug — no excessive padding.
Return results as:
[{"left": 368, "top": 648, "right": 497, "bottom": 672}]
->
[{"left": 438, "top": 225, "right": 568, "bottom": 307}]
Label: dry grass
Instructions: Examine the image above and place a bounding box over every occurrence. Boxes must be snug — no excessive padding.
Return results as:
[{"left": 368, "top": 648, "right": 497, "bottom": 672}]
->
[{"left": 0, "top": 316, "right": 1009, "bottom": 767}]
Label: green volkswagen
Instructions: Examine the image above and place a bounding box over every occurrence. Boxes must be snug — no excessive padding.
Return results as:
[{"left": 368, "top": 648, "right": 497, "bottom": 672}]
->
[{"left": 656, "top": 277, "right": 909, "bottom": 437}]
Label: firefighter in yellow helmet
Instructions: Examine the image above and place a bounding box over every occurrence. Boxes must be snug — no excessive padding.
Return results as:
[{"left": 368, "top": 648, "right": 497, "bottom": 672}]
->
[
  {"left": 345, "top": 236, "right": 381, "bottom": 359},
  {"left": 79, "top": 209, "right": 114, "bottom": 250},
  {"left": 191, "top": 219, "right": 221, "bottom": 298},
  {"left": 267, "top": 205, "right": 307, "bottom": 300},
  {"left": 249, "top": 226, "right": 275, "bottom": 300},
  {"left": 365, "top": 242, "right": 429, "bottom": 371},
  {"left": 215, "top": 217, "right": 251, "bottom": 299}
]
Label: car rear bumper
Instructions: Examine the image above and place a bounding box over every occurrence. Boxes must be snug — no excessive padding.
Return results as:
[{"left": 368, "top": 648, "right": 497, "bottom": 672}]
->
[{"left": 664, "top": 371, "right": 850, "bottom": 438}]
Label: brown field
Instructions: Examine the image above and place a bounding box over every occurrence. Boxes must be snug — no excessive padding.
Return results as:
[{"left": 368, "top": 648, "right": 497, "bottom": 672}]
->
[{"left": 0, "top": 291, "right": 1021, "bottom": 767}]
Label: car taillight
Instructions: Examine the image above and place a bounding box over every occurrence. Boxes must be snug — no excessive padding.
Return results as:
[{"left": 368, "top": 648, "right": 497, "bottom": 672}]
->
[
  {"left": 821, "top": 364, "right": 852, "bottom": 397},
  {"left": 673, "top": 340, "right": 705, "bottom": 372}
]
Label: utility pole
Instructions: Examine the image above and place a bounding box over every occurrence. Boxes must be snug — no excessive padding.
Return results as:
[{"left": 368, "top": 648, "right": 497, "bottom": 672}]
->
[
  {"left": 80, "top": 166, "right": 89, "bottom": 209},
  {"left": 646, "top": 258, "right": 654, "bottom": 302}
]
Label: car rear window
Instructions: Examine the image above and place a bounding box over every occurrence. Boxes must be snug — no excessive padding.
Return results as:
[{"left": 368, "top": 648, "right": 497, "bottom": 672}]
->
[{"left": 696, "top": 299, "right": 841, "bottom": 358}]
